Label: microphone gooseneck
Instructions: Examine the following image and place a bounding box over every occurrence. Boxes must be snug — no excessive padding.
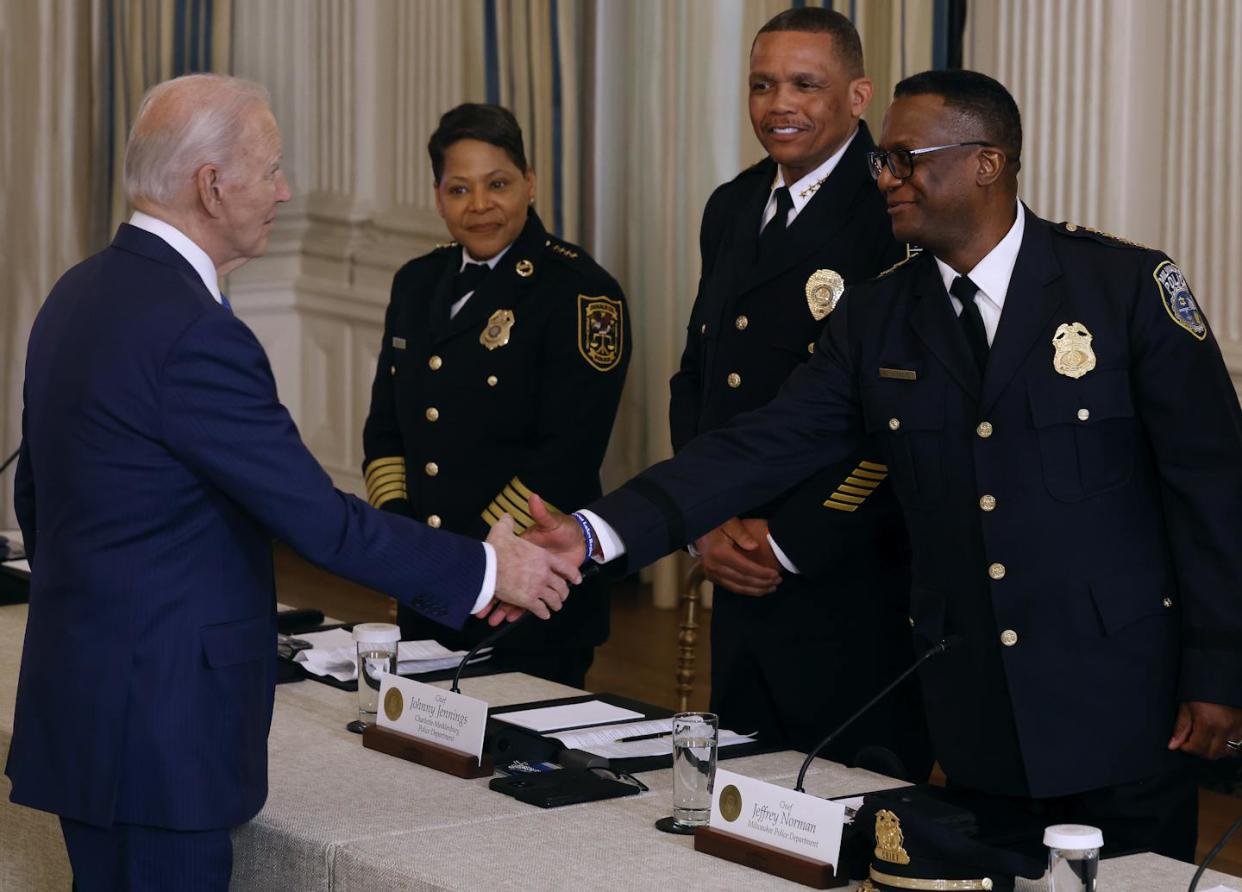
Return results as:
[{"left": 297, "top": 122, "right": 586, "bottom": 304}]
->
[
  {"left": 794, "top": 635, "right": 962, "bottom": 793},
  {"left": 451, "top": 613, "right": 533, "bottom": 693}
]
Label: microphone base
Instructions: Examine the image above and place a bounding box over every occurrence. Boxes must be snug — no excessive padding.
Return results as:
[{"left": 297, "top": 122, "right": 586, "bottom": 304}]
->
[
  {"left": 693, "top": 826, "right": 848, "bottom": 888},
  {"left": 362, "top": 724, "right": 494, "bottom": 778}
]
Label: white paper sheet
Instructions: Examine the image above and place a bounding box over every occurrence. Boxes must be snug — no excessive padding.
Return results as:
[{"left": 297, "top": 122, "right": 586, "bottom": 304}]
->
[
  {"left": 492, "top": 700, "right": 645, "bottom": 732},
  {"left": 292, "top": 630, "right": 489, "bottom": 682},
  {"left": 546, "top": 718, "right": 754, "bottom": 758}
]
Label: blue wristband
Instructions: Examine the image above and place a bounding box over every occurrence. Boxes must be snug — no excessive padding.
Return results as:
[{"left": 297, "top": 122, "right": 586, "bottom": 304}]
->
[{"left": 570, "top": 511, "right": 596, "bottom": 567}]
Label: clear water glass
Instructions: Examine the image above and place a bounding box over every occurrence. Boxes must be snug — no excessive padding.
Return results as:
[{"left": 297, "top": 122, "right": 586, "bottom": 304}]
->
[{"left": 672, "top": 711, "right": 719, "bottom": 828}]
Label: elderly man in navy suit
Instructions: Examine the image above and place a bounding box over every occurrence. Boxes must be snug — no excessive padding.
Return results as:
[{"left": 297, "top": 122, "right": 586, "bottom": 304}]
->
[{"left": 7, "top": 74, "right": 578, "bottom": 890}]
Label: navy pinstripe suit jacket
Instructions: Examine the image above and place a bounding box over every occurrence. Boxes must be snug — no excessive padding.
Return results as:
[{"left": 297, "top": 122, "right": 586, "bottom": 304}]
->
[{"left": 7, "top": 224, "right": 486, "bottom": 829}]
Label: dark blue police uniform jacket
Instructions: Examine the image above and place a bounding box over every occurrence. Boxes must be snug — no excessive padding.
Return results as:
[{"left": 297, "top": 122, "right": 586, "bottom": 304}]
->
[
  {"left": 591, "top": 206, "right": 1242, "bottom": 798},
  {"left": 7, "top": 224, "right": 487, "bottom": 830}
]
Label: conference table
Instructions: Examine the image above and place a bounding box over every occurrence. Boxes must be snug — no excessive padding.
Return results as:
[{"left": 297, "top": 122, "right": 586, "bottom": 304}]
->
[{"left": 1, "top": 602, "right": 1236, "bottom": 890}]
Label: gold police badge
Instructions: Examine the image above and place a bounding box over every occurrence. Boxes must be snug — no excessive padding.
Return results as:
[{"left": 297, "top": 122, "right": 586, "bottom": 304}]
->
[
  {"left": 1051, "top": 322, "right": 1096, "bottom": 379},
  {"left": 577, "top": 294, "right": 624, "bottom": 372},
  {"left": 383, "top": 687, "right": 404, "bottom": 722},
  {"left": 480, "top": 309, "right": 515, "bottom": 350},
  {"left": 805, "top": 269, "right": 845, "bottom": 320},
  {"left": 874, "top": 809, "right": 911, "bottom": 865},
  {"left": 719, "top": 784, "right": 742, "bottom": 822}
]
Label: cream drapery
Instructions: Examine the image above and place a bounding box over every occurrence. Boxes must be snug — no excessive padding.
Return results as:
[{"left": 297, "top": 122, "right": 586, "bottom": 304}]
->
[{"left": 1, "top": 0, "right": 230, "bottom": 528}]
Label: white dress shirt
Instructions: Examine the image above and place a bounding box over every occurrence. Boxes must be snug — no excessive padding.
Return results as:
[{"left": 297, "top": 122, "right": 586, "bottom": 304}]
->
[
  {"left": 130, "top": 212, "right": 497, "bottom": 612},
  {"left": 451, "top": 243, "right": 512, "bottom": 318},
  {"left": 758, "top": 127, "right": 859, "bottom": 232},
  {"left": 935, "top": 201, "right": 1026, "bottom": 346}
]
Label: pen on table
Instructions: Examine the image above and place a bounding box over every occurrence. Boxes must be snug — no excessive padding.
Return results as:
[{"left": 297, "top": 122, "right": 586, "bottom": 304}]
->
[{"left": 615, "top": 731, "right": 671, "bottom": 743}]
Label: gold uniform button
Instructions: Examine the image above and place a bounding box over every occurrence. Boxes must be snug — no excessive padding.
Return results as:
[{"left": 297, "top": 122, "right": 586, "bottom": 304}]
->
[
  {"left": 700, "top": 323, "right": 708, "bottom": 335},
  {"left": 424, "top": 462, "right": 439, "bottom": 477},
  {"left": 807, "top": 342, "right": 815, "bottom": 354},
  {"left": 988, "top": 562, "right": 1007, "bottom": 580},
  {"left": 735, "top": 315, "right": 749, "bottom": 330},
  {"left": 390, "top": 365, "right": 396, "bottom": 376},
  {"left": 487, "top": 375, "right": 498, "bottom": 387},
  {"left": 1077, "top": 408, "right": 1091, "bottom": 422},
  {"left": 425, "top": 407, "right": 439, "bottom": 422},
  {"left": 979, "top": 494, "right": 996, "bottom": 512},
  {"left": 727, "top": 372, "right": 742, "bottom": 388},
  {"left": 1000, "top": 629, "right": 1018, "bottom": 647},
  {"left": 908, "top": 616, "right": 915, "bottom": 628},
  {"left": 1163, "top": 597, "right": 1174, "bottom": 608},
  {"left": 888, "top": 418, "right": 901, "bottom": 431},
  {"left": 427, "top": 514, "right": 442, "bottom": 528},
  {"left": 428, "top": 355, "right": 443, "bottom": 370},
  {"left": 977, "top": 421, "right": 994, "bottom": 438}
]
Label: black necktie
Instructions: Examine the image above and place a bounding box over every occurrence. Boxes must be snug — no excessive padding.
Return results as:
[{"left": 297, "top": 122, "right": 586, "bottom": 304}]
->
[
  {"left": 758, "top": 186, "right": 793, "bottom": 260},
  {"left": 453, "top": 262, "right": 490, "bottom": 301},
  {"left": 950, "top": 275, "right": 988, "bottom": 374}
]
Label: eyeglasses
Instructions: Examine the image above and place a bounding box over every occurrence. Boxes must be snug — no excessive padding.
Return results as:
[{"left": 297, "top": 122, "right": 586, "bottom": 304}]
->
[{"left": 866, "top": 141, "right": 993, "bottom": 181}]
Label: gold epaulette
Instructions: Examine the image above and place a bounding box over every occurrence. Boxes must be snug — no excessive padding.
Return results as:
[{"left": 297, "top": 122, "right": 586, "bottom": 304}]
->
[
  {"left": 364, "top": 456, "right": 407, "bottom": 509},
  {"left": 481, "top": 477, "right": 561, "bottom": 533},
  {"left": 1059, "top": 223, "right": 1149, "bottom": 249},
  {"left": 822, "top": 460, "right": 888, "bottom": 512},
  {"left": 545, "top": 239, "right": 580, "bottom": 260}
]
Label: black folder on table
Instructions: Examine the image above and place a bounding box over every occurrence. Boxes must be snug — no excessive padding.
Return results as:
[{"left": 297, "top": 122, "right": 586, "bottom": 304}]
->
[{"left": 485, "top": 693, "right": 767, "bottom": 774}]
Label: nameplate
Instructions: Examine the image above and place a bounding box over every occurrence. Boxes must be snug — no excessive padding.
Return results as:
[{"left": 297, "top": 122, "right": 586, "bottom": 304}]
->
[
  {"left": 878, "top": 367, "right": 917, "bottom": 381},
  {"left": 377, "top": 675, "right": 487, "bottom": 761},
  {"left": 709, "top": 768, "right": 846, "bottom": 867}
]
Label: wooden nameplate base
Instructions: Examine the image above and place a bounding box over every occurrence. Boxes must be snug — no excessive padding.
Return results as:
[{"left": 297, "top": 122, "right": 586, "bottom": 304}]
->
[
  {"left": 694, "top": 826, "right": 847, "bottom": 889},
  {"left": 362, "top": 724, "right": 494, "bottom": 779}
]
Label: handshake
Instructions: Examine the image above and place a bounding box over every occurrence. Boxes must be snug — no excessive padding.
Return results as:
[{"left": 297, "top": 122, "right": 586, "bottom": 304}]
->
[{"left": 472, "top": 494, "right": 597, "bottom": 626}]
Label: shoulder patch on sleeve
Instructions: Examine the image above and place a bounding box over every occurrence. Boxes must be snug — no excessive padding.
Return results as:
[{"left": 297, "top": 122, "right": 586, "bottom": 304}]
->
[
  {"left": 1153, "top": 260, "right": 1207, "bottom": 340},
  {"left": 577, "top": 294, "right": 624, "bottom": 371},
  {"left": 1057, "top": 223, "right": 1150, "bottom": 249}
]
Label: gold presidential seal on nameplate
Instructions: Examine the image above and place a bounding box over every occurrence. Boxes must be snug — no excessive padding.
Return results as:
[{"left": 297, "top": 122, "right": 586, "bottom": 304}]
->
[
  {"left": 480, "top": 309, "right": 515, "bottom": 350},
  {"left": 578, "top": 294, "right": 624, "bottom": 372},
  {"left": 805, "top": 268, "right": 845, "bottom": 321},
  {"left": 383, "top": 687, "right": 404, "bottom": 722},
  {"left": 719, "top": 784, "right": 742, "bottom": 822},
  {"left": 1051, "top": 322, "right": 1096, "bottom": 379}
]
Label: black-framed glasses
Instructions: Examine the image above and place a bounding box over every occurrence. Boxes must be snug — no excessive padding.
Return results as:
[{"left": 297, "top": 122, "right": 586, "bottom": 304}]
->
[{"left": 866, "top": 141, "right": 993, "bottom": 180}]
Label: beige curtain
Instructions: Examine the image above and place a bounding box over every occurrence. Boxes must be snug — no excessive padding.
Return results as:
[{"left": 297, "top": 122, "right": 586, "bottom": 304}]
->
[{"left": 1, "top": 0, "right": 230, "bottom": 528}]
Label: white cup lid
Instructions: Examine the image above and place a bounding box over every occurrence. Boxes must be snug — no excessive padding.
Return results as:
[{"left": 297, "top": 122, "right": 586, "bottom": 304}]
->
[
  {"left": 1044, "top": 824, "right": 1104, "bottom": 850},
  {"left": 353, "top": 622, "right": 400, "bottom": 644}
]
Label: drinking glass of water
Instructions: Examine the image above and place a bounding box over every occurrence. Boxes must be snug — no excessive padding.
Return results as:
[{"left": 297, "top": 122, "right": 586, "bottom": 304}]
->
[
  {"left": 352, "top": 623, "right": 399, "bottom": 726},
  {"left": 672, "top": 711, "right": 719, "bottom": 828}
]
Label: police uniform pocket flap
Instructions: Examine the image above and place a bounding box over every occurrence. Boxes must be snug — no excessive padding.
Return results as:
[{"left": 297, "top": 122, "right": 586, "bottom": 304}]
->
[
  {"left": 201, "top": 615, "right": 273, "bottom": 668},
  {"left": 1089, "top": 577, "right": 1175, "bottom": 636},
  {"left": 862, "top": 379, "right": 945, "bottom": 433},
  {"left": 1028, "top": 368, "right": 1135, "bottom": 428}
]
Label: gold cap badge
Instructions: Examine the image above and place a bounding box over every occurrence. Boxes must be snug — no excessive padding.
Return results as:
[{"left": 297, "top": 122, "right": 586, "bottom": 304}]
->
[
  {"left": 806, "top": 269, "right": 845, "bottom": 321},
  {"left": 875, "top": 809, "right": 912, "bottom": 865},
  {"left": 480, "top": 309, "right": 516, "bottom": 350},
  {"left": 1051, "top": 322, "right": 1096, "bottom": 379}
]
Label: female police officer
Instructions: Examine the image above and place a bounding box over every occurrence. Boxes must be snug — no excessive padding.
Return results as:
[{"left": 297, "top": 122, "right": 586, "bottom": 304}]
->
[{"left": 362, "top": 104, "right": 630, "bottom": 686}]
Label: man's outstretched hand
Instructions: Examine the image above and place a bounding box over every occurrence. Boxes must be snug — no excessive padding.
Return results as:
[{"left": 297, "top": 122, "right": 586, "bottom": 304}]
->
[
  {"left": 523, "top": 494, "right": 592, "bottom": 565},
  {"left": 480, "top": 514, "right": 581, "bottom": 624}
]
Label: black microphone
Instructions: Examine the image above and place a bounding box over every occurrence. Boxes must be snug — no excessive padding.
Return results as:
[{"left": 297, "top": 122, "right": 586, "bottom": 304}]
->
[
  {"left": 794, "top": 634, "right": 962, "bottom": 793},
  {"left": 1189, "top": 811, "right": 1242, "bottom": 891},
  {"left": 451, "top": 613, "right": 532, "bottom": 693},
  {"left": 0, "top": 447, "right": 19, "bottom": 474}
]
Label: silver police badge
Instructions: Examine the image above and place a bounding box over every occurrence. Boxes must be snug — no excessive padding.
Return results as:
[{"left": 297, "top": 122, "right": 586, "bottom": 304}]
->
[
  {"left": 805, "top": 269, "right": 845, "bottom": 320},
  {"left": 1153, "top": 260, "right": 1207, "bottom": 340},
  {"left": 1051, "top": 322, "right": 1096, "bottom": 379}
]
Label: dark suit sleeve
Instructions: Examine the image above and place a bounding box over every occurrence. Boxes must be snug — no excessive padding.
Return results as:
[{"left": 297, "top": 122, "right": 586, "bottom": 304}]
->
[
  {"left": 479, "top": 277, "right": 631, "bottom": 533},
  {"left": 592, "top": 291, "right": 866, "bottom": 571},
  {"left": 1129, "top": 252, "right": 1242, "bottom": 708},
  {"left": 361, "top": 274, "right": 412, "bottom": 517},
  {"left": 14, "top": 406, "right": 35, "bottom": 565},
  {"left": 160, "top": 310, "right": 485, "bottom": 629},
  {"left": 670, "top": 189, "right": 728, "bottom": 453}
]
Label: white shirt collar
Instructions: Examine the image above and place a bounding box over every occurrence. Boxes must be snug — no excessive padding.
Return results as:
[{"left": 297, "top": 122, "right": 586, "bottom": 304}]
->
[
  {"left": 935, "top": 200, "right": 1026, "bottom": 316},
  {"left": 761, "top": 126, "right": 860, "bottom": 231},
  {"left": 461, "top": 242, "right": 512, "bottom": 271},
  {"left": 128, "top": 211, "right": 223, "bottom": 304}
]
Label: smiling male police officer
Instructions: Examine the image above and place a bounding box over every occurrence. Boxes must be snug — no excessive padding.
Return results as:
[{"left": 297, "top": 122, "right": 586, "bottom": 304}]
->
[
  {"left": 529, "top": 70, "right": 1242, "bottom": 861},
  {"left": 670, "top": 7, "right": 928, "bottom": 775}
]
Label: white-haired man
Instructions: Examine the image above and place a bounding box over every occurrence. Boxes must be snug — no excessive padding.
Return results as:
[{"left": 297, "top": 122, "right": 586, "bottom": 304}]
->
[{"left": 7, "top": 74, "right": 578, "bottom": 889}]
